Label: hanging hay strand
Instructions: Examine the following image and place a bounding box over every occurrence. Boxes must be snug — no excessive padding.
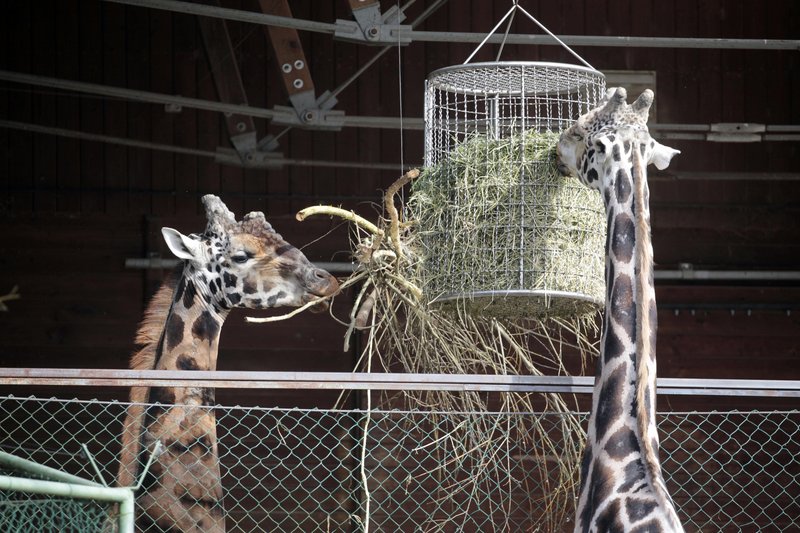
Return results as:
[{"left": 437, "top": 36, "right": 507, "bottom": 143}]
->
[
  {"left": 410, "top": 129, "right": 605, "bottom": 319},
  {"left": 291, "top": 169, "right": 600, "bottom": 531}
]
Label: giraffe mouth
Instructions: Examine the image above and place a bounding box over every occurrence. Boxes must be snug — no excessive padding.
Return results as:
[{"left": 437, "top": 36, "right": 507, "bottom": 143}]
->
[{"left": 308, "top": 297, "right": 330, "bottom": 313}]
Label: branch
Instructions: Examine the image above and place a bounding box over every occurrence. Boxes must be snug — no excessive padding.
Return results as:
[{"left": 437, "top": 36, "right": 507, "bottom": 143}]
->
[
  {"left": 383, "top": 168, "right": 420, "bottom": 258},
  {"left": 0, "top": 285, "right": 20, "bottom": 312},
  {"left": 296, "top": 206, "right": 383, "bottom": 236}
]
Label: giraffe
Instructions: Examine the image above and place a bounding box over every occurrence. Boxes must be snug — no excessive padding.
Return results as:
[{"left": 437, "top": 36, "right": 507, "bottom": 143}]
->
[
  {"left": 117, "top": 194, "right": 339, "bottom": 532},
  {"left": 556, "top": 88, "right": 683, "bottom": 533}
]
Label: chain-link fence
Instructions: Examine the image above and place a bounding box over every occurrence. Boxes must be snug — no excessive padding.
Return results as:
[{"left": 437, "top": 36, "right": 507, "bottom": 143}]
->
[{"left": 0, "top": 393, "right": 798, "bottom": 532}]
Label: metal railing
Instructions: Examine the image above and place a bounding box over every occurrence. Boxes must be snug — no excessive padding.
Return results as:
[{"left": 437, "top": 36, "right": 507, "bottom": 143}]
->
[{"left": 0, "top": 372, "right": 798, "bottom": 532}]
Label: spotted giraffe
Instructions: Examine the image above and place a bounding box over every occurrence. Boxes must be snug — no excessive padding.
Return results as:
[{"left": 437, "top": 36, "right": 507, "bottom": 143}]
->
[
  {"left": 556, "top": 88, "right": 683, "bottom": 532},
  {"left": 117, "top": 194, "right": 339, "bottom": 532}
]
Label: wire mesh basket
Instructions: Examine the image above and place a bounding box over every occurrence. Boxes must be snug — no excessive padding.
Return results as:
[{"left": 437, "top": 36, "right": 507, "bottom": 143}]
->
[{"left": 411, "top": 62, "right": 607, "bottom": 318}]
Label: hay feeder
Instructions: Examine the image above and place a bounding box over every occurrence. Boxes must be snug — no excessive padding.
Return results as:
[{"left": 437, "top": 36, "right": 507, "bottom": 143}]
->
[{"left": 412, "top": 61, "right": 607, "bottom": 318}]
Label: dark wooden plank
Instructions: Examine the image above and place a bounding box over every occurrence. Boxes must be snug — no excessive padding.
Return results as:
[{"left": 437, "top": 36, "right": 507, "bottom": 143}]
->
[
  {"left": 124, "top": 3, "right": 152, "bottom": 214},
  {"left": 149, "top": 7, "right": 176, "bottom": 216},
  {"left": 5, "top": 0, "right": 34, "bottom": 211},
  {"left": 172, "top": 6, "right": 200, "bottom": 216},
  {"left": 78, "top": 0, "right": 105, "bottom": 213},
  {"left": 54, "top": 0, "right": 82, "bottom": 212},
  {"left": 101, "top": 1, "right": 130, "bottom": 214},
  {"left": 31, "top": 1, "right": 58, "bottom": 213}
]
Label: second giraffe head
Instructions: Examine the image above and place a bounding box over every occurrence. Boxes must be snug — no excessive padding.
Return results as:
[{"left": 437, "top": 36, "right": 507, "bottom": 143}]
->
[{"left": 556, "top": 87, "right": 680, "bottom": 192}]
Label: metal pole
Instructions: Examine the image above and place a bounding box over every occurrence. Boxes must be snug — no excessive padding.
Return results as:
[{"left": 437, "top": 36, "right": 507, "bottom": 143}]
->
[
  {"left": 0, "top": 476, "right": 135, "bottom": 533},
  {"left": 98, "top": 0, "right": 799, "bottom": 51},
  {"left": 103, "top": 0, "right": 337, "bottom": 34},
  {"left": 1, "top": 369, "right": 799, "bottom": 397},
  {"left": 0, "top": 69, "right": 278, "bottom": 120}
]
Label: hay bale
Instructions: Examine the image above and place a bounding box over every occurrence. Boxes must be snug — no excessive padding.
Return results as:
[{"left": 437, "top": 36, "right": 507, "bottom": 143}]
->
[{"left": 410, "top": 130, "right": 605, "bottom": 318}]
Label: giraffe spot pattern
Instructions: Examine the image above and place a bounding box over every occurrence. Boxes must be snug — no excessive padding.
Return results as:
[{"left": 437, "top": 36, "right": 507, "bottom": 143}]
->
[
  {"left": 182, "top": 280, "right": 196, "bottom": 309},
  {"left": 618, "top": 459, "right": 647, "bottom": 493},
  {"left": 626, "top": 497, "right": 658, "bottom": 523},
  {"left": 630, "top": 517, "right": 663, "bottom": 533},
  {"left": 191, "top": 311, "right": 219, "bottom": 343},
  {"left": 615, "top": 168, "right": 632, "bottom": 203},
  {"left": 176, "top": 354, "right": 200, "bottom": 371},
  {"left": 165, "top": 315, "right": 184, "bottom": 351},
  {"left": 595, "top": 498, "right": 626, "bottom": 533},
  {"left": 242, "top": 278, "right": 258, "bottom": 294},
  {"left": 223, "top": 272, "right": 237, "bottom": 288},
  {"left": 587, "top": 168, "right": 599, "bottom": 183},
  {"left": 611, "top": 274, "right": 636, "bottom": 343},
  {"left": 612, "top": 143, "right": 622, "bottom": 162},
  {"left": 595, "top": 363, "right": 627, "bottom": 442},
  {"left": 603, "top": 325, "right": 627, "bottom": 363},
  {"left": 604, "top": 426, "right": 641, "bottom": 460},
  {"left": 582, "top": 462, "right": 618, "bottom": 531},
  {"left": 266, "top": 291, "right": 286, "bottom": 307},
  {"left": 149, "top": 386, "right": 176, "bottom": 405},
  {"left": 227, "top": 293, "right": 242, "bottom": 306},
  {"left": 611, "top": 214, "right": 635, "bottom": 263}
]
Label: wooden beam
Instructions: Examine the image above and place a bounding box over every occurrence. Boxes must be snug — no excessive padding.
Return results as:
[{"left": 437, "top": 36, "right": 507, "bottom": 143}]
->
[
  {"left": 258, "top": 0, "right": 315, "bottom": 107},
  {"left": 196, "top": 1, "right": 257, "bottom": 155}
]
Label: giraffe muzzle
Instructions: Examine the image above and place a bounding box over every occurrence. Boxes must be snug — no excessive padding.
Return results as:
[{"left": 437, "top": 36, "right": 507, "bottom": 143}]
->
[{"left": 305, "top": 269, "right": 340, "bottom": 312}]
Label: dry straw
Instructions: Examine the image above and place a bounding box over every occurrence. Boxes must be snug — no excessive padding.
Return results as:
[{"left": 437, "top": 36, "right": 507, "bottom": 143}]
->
[{"left": 290, "top": 153, "right": 602, "bottom": 529}]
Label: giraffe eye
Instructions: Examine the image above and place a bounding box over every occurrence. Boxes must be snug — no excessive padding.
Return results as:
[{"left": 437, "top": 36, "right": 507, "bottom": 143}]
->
[{"left": 231, "top": 252, "right": 250, "bottom": 264}]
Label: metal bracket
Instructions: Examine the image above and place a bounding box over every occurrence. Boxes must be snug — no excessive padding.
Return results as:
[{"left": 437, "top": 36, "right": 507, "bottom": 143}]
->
[
  {"left": 707, "top": 123, "right": 766, "bottom": 143},
  {"left": 215, "top": 134, "right": 285, "bottom": 169},
  {"left": 334, "top": 4, "right": 411, "bottom": 45},
  {"left": 270, "top": 91, "right": 345, "bottom": 130}
]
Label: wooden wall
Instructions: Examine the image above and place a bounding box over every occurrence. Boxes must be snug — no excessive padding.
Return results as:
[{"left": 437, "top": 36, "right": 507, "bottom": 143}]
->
[{"left": 1, "top": 0, "right": 799, "bottom": 407}]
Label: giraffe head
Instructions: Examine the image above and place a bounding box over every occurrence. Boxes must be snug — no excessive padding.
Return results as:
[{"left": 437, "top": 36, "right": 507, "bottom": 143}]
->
[
  {"left": 161, "top": 195, "right": 339, "bottom": 313},
  {"left": 556, "top": 87, "right": 680, "bottom": 192}
]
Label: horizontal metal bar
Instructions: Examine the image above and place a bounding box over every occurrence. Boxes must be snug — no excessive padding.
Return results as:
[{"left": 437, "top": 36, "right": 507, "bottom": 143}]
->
[
  {"left": 100, "top": 0, "right": 800, "bottom": 51},
  {"left": 0, "top": 474, "right": 133, "bottom": 506},
  {"left": 0, "top": 70, "right": 278, "bottom": 120},
  {"left": 655, "top": 270, "right": 800, "bottom": 281},
  {"left": 3, "top": 70, "right": 797, "bottom": 140},
  {"left": 103, "top": 0, "right": 338, "bottom": 34},
  {"left": 0, "top": 119, "right": 411, "bottom": 171},
  {"left": 400, "top": 30, "right": 800, "bottom": 51},
  {"left": 0, "top": 451, "right": 103, "bottom": 488},
  {"left": 1, "top": 369, "right": 799, "bottom": 397}
]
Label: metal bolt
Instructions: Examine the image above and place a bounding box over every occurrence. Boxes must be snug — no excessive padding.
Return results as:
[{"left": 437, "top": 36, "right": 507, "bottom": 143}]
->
[
  {"left": 293, "top": 79, "right": 304, "bottom": 89},
  {"left": 236, "top": 121, "right": 247, "bottom": 132},
  {"left": 366, "top": 26, "right": 380, "bottom": 40},
  {"left": 302, "top": 111, "right": 316, "bottom": 123},
  {"left": 281, "top": 63, "right": 292, "bottom": 73},
  {"left": 293, "top": 59, "right": 305, "bottom": 70}
]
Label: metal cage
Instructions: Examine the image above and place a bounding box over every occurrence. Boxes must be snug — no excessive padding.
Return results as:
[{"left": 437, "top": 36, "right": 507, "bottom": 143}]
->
[{"left": 414, "top": 62, "right": 607, "bottom": 318}]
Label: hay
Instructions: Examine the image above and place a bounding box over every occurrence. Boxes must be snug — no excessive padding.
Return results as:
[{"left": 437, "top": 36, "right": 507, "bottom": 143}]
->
[
  {"left": 410, "top": 130, "right": 605, "bottom": 319},
  {"left": 292, "top": 170, "right": 600, "bottom": 531}
]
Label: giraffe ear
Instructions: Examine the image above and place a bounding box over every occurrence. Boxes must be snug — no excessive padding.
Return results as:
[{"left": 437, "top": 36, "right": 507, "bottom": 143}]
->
[
  {"left": 650, "top": 140, "right": 681, "bottom": 170},
  {"left": 162, "top": 227, "right": 203, "bottom": 261}
]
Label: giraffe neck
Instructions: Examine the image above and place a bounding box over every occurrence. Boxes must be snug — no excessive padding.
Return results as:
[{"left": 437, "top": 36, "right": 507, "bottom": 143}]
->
[
  {"left": 120, "top": 264, "right": 229, "bottom": 532},
  {"left": 147, "top": 265, "right": 229, "bottom": 405},
  {"left": 575, "top": 146, "right": 682, "bottom": 532}
]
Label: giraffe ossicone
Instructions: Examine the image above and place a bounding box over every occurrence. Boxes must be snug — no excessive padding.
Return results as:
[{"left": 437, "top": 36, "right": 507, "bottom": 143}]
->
[
  {"left": 557, "top": 88, "right": 684, "bottom": 533},
  {"left": 118, "top": 194, "right": 339, "bottom": 532}
]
